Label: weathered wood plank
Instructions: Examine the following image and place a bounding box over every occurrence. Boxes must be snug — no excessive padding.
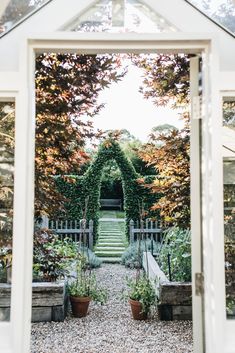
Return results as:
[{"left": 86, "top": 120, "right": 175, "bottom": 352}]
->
[
  {"left": 0, "top": 282, "right": 68, "bottom": 322},
  {"left": 160, "top": 282, "right": 192, "bottom": 306},
  {"left": 0, "top": 282, "right": 66, "bottom": 307},
  {"left": 158, "top": 304, "right": 192, "bottom": 321},
  {"left": 142, "top": 252, "right": 169, "bottom": 296}
]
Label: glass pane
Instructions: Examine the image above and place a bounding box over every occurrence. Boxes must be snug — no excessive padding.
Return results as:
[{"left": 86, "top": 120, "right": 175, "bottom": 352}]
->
[
  {"left": 186, "top": 0, "right": 235, "bottom": 36},
  {"left": 223, "top": 97, "right": 235, "bottom": 319},
  {"left": 64, "top": 0, "right": 178, "bottom": 33},
  {"left": 0, "top": 0, "right": 51, "bottom": 38},
  {"left": 0, "top": 100, "right": 15, "bottom": 321}
]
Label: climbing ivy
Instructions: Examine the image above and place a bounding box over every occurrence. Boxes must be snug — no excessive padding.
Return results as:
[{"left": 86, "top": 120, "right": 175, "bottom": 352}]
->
[{"left": 56, "top": 140, "right": 159, "bottom": 242}]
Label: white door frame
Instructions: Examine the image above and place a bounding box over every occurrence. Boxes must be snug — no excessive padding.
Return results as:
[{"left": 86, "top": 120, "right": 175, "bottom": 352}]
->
[
  {"left": 0, "top": 32, "right": 223, "bottom": 353},
  {"left": 219, "top": 86, "right": 235, "bottom": 353}
]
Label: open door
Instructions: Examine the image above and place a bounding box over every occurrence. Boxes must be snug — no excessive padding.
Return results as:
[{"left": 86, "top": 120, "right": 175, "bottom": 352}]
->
[
  {"left": 0, "top": 91, "right": 16, "bottom": 353},
  {"left": 190, "top": 56, "right": 204, "bottom": 353},
  {"left": 220, "top": 90, "right": 235, "bottom": 353},
  {"left": 0, "top": 70, "right": 33, "bottom": 353}
]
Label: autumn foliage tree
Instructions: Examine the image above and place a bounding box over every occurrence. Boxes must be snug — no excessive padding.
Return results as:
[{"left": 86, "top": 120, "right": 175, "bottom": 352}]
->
[
  {"left": 133, "top": 54, "right": 191, "bottom": 228},
  {"left": 35, "top": 53, "right": 124, "bottom": 216}
]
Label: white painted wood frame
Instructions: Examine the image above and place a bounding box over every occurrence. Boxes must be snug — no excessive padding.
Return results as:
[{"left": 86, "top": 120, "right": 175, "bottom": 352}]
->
[
  {"left": 220, "top": 87, "right": 235, "bottom": 353},
  {"left": 190, "top": 56, "right": 204, "bottom": 353},
  {"left": 0, "top": 32, "right": 224, "bottom": 353}
]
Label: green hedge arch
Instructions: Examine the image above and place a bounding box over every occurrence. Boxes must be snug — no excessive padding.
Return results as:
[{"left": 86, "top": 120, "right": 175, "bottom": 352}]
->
[
  {"left": 81, "top": 139, "right": 143, "bottom": 241},
  {"left": 56, "top": 139, "right": 159, "bottom": 243}
]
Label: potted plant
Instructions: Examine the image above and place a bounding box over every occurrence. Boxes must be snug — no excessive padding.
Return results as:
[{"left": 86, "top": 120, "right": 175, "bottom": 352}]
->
[
  {"left": 126, "top": 273, "right": 156, "bottom": 320},
  {"left": 68, "top": 253, "right": 107, "bottom": 318},
  {"left": 0, "top": 247, "right": 12, "bottom": 284},
  {"left": 33, "top": 229, "right": 77, "bottom": 282},
  {"left": 124, "top": 209, "right": 157, "bottom": 320}
]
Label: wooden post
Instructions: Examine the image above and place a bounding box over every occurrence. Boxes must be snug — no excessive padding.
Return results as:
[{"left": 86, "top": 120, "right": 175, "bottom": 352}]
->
[
  {"left": 129, "top": 220, "right": 134, "bottom": 243},
  {"left": 140, "top": 219, "right": 144, "bottom": 241},
  {"left": 89, "top": 220, "right": 93, "bottom": 251},
  {"left": 41, "top": 215, "right": 49, "bottom": 229}
]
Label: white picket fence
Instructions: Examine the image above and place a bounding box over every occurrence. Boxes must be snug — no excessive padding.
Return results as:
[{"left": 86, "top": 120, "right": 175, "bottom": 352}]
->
[
  {"left": 129, "top": 219, "right": 163, "bottom": 244},
  {"left": 41, "top": 216, "right": 93, "bottom": 250}
]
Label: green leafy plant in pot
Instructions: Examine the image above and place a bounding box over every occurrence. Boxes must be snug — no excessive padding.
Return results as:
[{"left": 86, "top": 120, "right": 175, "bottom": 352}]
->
[
  {"left": 127, "top": 273, "right": 156, "bottom": 320},
  {"left": 0, "top": 247, "right": 12, "bottom": 284},
  {"left": 125, "top": 209, "right": 157, "bottom": 320},
  {"left": 68, "top": 252, "right": 107, "bottom": 318}
]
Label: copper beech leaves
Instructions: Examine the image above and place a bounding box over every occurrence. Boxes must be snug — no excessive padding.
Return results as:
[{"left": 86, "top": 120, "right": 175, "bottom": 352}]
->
[
  {"left": 138, "top": 124, "right": 190, "bottom": 228},
  {"left": 132, "top": 54, "right": 191, "bottom": 109},
  {"left": 133, "top": 53, "right": 191, "bottom": 228},
  {"left": 35, "top": 53, "right": 125, "bottom": 217}
]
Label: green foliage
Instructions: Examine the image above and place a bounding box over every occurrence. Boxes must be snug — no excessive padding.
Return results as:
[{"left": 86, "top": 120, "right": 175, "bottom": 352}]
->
[
  {"left": 139, "top": 126, "right": 190, "bottom": 228},
  {"left": 0, "top": 247, "right": 12, "bottom": 269},
  {"left": 158, "top": 227, "right": 191, "bottom": 282},
  {"left": 100, "top": 159, "right": 123, "bottom": 199},
  {"left": 125, "top": 274, "right": 156, "bottom": 314},
  {"left": 68, "top": 255, "right": 107, "bottom": 304},
  {"left": 55, "top": 140, "right": 160, "bottom": 244},
  {"left": 33, "top": 229, "right": 77, "bottom": 281},
  {"left": 121, "top": 240, "right": 159, "bottom": 268},
  {"left": 79, "top": 245, "right": 102, "bottom": 269},
  {"left": 56, "top": 140, "right": 157, "bottom": 242}
]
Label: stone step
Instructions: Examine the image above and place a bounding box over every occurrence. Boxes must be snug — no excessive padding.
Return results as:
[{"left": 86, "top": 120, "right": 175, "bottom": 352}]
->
[
  {"left": 95, "top": 246, "right": 125, "bottom": 251},
  {"left": 98, "top": 240, "right": 123, "bottom": 244},
  {"left": 100, "top": 231, "right": 122, "bottom": 233},
  {"left": 100, "top": 229, "right": 122, "bottom": 234},
  {"left": 99, "top": 257, "right": 122, "bottom": 263},
  {"left": 97, "top": 240, "right": 125, "bottom": 244},
  {"left": 96, "top": 242, "right": 125, "bottom": 247},
  {"left": 99, "top": 230, "right": 122, "bottom": 234},
  {"left": 95, "top": 251, "right": 124, "bottom": 257},
  {"left": 98, "top": 234, "right": 123, "bottom": 239}
]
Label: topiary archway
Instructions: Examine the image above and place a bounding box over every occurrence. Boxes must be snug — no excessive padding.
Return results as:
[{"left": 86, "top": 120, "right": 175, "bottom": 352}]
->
[
  {"left": 80, "top": 139, "right": 144, "bottom": 241},
  {"left": 56, "top": 139, "right": 157, "bottom": 243}
]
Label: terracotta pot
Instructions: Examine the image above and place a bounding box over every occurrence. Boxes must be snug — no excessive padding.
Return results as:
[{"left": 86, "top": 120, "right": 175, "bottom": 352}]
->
[
  {"left": 129, "top": 298, "right": 148, "bottom": 320},
  {"left": 70, "top": 296, "right": 91, "bottom": 318}
]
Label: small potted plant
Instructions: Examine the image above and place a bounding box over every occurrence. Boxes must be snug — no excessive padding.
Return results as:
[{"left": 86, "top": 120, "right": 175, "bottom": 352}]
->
[
  {"left": 0, "top": 247, "right": 12, "bottom": 284},
  {"left": 68, "top": 253, "right": 107, "bottom": 318},
  {"left": 126, "top": 273, "right": 156, "bottom": 320},
  {"left": 33, "top": 229, "right": 77, "bottom": 282}
]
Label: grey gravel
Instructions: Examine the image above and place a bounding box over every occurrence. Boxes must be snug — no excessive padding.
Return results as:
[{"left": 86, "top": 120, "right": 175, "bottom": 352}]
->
[{"left": 31, "top": 264, "right": 193, "bottom": 353}]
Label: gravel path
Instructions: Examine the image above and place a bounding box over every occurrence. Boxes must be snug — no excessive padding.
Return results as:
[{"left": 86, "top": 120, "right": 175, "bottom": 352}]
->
[{"left": 31, "top": 264, "right": 193, "bottom": 353}]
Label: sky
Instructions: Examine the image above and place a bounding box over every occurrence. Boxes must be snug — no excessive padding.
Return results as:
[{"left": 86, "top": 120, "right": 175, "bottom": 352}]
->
[{"left": 92, "top": 63, "right": 184, "bottom": 142}]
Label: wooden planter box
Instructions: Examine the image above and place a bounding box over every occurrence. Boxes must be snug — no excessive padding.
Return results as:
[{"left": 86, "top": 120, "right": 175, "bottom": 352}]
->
[
  {"left": 143, "top": 252, "right": 192, "bottom": 321},
  {"left": 0, "top": 281, "right": 68, "bottom": 322}
]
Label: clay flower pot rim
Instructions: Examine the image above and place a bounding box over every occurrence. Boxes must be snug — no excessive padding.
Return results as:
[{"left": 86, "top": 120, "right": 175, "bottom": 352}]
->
[
  {"left": 129, "top": 298, "right": 141, "bottom": 304},
  {"left": 70, "top": 295, "right": 91, "bottom": 301}
]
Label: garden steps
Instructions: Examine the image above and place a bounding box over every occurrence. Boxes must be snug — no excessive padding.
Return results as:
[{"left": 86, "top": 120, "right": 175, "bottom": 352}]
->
[
  {"left": 96, "top": 241, "right": 125, "bottom": 246},
  {"left": 95, "top": 213, "right": 127, "bottom": 262},
  {"left": 95, "top": 246, "right": 125, "bottom": 251},
  {"left": 95, "top": 251, "right": 124, "bottom": 257},
  {"left": 97, "top": 257, "right": 121, "bottom": 263}
]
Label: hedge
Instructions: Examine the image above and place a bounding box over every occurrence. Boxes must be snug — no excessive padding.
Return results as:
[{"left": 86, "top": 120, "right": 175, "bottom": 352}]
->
[{"left": 56, "top": 139, "right": 159, "bottom": 242}]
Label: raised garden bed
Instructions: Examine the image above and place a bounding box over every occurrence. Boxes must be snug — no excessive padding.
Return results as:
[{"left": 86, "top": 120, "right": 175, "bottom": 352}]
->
[
  {"left": 143, "top": 252, "right": 192, "bottom": 321},
  {"left": 0, "top": 281, "right": 67, "bottom": 322}
]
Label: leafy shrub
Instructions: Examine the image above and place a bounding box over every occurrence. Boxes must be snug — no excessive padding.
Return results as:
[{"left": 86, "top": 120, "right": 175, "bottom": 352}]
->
[
  {"left": 78, "top": 245, "right": 102, "bottom": 269},
  {"left": 33, "top": 229, "right": 77, "bottom": 281},
  {"left": 158, "top": 227, "right": 191, "bottom": 282},
  {"left": 56, "top": 140, "right": 159, "bottom": 242},
  {"left": 68, "top": 253, "right": 107, "bottom": 304},
  {"left": 124, "top": 274, "right": 156, "bottom": 314},
  {"left": 121, "top": 240, "right": 159, "bottom": 268}
]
